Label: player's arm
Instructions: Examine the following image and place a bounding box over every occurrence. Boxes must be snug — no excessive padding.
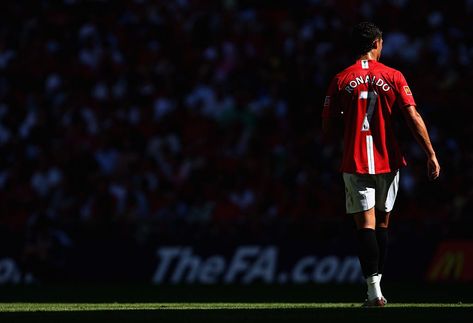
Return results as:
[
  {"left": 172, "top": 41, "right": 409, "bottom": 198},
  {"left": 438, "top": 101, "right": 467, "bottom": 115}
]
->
[{"left": 401, "top": 105, "right": 440, "bottom": 180}]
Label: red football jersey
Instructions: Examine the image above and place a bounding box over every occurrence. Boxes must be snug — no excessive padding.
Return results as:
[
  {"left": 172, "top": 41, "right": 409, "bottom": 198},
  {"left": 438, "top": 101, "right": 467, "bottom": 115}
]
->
[{"left": 322, "top": 59, "right": 416, "bottom": 174}]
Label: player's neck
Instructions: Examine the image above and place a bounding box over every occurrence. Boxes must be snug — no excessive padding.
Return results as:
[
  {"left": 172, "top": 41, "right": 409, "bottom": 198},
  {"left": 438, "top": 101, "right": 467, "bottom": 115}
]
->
[{"left": 358, "top": 50, "right": 379, "bottom": 61}]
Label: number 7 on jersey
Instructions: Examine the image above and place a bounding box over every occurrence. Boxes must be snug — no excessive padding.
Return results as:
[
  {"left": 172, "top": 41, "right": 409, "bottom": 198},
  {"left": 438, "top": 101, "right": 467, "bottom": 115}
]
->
[{"left": 359, "top": 90, "right": 378, "bottom": 131}]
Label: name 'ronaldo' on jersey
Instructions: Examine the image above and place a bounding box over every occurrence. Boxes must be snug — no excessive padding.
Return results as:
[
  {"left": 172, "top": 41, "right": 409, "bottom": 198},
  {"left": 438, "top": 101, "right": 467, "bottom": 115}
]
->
[{"left": 322, "top": 59, "right": 416, "bottom": 175}]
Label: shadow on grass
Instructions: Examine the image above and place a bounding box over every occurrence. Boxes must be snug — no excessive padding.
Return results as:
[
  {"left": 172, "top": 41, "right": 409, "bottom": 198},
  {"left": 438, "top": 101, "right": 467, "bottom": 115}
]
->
[
  {"left": 1, "top": 283, "right": 472, "bottom": 303},
  {"left": 1, "top": 308, "right": 472, "bottom": 323}
]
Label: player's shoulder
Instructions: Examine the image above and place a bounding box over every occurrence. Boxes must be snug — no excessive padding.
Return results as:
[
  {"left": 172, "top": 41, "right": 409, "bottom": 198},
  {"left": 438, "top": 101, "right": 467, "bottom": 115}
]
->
[
  {"left": 336, "top": 62, "right": 360, "bottom": 76},
  {"left": 373, "top": 61, "right": 403, "bottom": 76},
  {"left": 332, "top": 64, "right": 359, "bottom": 84}
]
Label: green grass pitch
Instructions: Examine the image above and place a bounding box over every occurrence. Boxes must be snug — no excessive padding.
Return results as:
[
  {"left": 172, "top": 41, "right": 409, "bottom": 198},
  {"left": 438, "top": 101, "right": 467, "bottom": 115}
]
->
[
  {"left": 1, "top": 284, "right": 472, "bottom": 322},
  {"left": 0, "top": 302, "right": 472, "bottom": 311},
  {"left": 1, "top": 302, "right": 472, "bottom": 323}
]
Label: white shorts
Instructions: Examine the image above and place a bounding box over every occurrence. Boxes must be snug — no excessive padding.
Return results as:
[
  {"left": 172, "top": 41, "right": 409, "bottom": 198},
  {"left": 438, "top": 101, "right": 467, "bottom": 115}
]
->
[{"left": 343, "top": 170, "right": 399, "bottom": 214}]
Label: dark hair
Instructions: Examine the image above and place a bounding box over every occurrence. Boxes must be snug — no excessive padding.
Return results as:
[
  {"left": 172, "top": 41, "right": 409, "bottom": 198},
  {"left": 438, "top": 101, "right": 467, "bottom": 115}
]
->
[{"left": 351, "top": 22, "right": 383, "bottom": 56}]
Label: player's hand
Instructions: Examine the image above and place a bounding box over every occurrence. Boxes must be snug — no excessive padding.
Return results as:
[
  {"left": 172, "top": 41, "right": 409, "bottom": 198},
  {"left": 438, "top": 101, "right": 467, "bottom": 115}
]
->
[{"left": 427, "top": 154, "right": 440, "bottom": 180}]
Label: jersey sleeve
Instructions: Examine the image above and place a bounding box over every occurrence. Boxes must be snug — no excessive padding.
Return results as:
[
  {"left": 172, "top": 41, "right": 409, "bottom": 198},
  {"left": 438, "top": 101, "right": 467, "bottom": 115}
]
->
[
  {"left": 394, "top": 71, "right": 416, "bottom": 108},
  {"left": 322, "top": 76, "right": 342, "bottom": 118}
]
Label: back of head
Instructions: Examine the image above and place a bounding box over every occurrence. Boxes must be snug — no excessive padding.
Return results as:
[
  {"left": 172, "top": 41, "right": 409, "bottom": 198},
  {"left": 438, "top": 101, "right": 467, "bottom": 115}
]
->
[{"left": 351, "top": 22, "right": 383, "bottom": 57}]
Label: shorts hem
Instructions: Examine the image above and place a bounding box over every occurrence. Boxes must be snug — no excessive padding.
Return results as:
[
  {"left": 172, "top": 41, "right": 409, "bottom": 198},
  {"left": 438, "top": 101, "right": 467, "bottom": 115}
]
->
[{"left": 346, "top": 205, "right": 375, "bottom": 214}]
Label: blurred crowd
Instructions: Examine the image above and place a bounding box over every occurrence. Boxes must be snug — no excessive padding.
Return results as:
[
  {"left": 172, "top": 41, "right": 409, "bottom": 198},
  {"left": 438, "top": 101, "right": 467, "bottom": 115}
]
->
[{"left": 0, "top": 0, "right": 472, "bottom": 254}]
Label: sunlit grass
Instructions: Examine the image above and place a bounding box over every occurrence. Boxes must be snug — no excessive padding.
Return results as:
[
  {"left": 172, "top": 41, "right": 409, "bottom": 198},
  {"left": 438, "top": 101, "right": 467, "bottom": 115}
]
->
[{"left": 1, "top": 302, "right": 471, "bottom": 312}]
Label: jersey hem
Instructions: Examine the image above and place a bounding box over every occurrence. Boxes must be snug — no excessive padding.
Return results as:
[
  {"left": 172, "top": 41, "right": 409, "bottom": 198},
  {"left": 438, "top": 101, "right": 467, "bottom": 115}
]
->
[{"left": 340, "top": 167, "right": 402, "bottom": 175}]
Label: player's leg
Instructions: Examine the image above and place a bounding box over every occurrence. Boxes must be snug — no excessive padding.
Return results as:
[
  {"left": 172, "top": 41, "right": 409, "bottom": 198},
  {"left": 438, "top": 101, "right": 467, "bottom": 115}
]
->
[
  {"left": 372, "top": 170, "right": 399, "bottom": 305},
  {"left": 375, "top": 210, "right": 390, "bottom": 277},
  {"left": 353, "top": 208, "right": 381, "bottom": 289},
  {"left": 343, "top": 173, "right": 383, "bottom": 306},
  {"left": 374, "top": 169, "right": 399, "bottom": 278},
  {"left": 343, "top": 173, "right": 378, "bottom": 278},
  {"left": 353, "top": 207, "right": 378, "bottom": 277},
  {"left": 353, "top": 208, "right": 383, "bottom": 305},
  {"left": 375, "top": 210, "right": 390, "bottom": 304}
]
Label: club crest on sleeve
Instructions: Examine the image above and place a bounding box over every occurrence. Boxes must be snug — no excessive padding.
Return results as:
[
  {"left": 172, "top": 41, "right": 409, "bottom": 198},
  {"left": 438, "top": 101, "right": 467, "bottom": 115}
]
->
[
  {"left": 403, "top": 86, "right": 412, "bottom": 95},
  {"left": 324, "top": 96, "right": 331, "bottom": 106}
]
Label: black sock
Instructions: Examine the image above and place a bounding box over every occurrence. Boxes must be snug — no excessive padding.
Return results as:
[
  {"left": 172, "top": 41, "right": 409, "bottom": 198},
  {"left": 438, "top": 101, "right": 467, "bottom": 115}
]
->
[
  {"left": 357, "top": 228, "right": 379, "bottom": 278},
  {"left": 376, "top": 227, "right": 388, "bottom": 275}
]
